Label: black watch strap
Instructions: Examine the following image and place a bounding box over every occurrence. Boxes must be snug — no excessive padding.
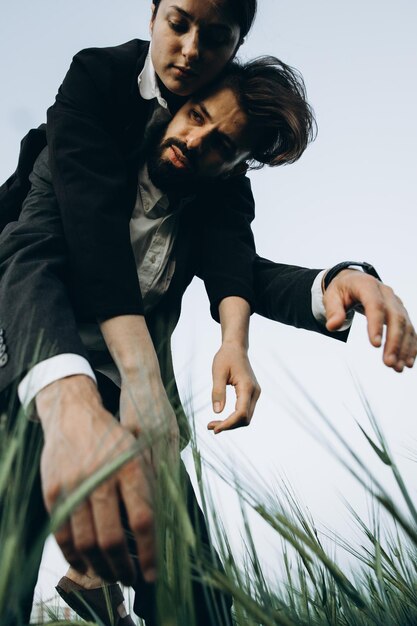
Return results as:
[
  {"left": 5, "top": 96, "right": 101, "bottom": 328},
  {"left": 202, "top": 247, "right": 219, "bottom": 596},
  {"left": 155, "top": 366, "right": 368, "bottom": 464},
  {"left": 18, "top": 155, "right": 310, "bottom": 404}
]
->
[{"left": 323, "top": 261, "right": 382, "bottom": 291}]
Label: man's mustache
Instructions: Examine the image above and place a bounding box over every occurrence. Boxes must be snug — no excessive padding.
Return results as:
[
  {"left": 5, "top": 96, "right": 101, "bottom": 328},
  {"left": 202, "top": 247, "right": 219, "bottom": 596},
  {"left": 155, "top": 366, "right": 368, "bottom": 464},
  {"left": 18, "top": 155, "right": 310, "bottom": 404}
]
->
[{"left": 160, "top": 138, "right": 197, "bottom": 172}]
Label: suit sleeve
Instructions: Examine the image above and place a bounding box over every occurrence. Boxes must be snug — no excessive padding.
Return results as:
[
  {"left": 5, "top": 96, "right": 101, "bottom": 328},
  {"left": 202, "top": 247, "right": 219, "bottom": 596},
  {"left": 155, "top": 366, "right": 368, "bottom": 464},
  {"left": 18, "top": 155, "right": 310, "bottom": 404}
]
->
[
  {"left": 46, "top": 44, "right": 144, "bottom": 320},
  {"left": 0, "top": 156, "right": 90, "bottom": 394},
  {"left": 196, "top": 175, "right": 256, "bottom": 322},
  {"left": 253, "top": 255, "right": 350, "bottom": 341}
]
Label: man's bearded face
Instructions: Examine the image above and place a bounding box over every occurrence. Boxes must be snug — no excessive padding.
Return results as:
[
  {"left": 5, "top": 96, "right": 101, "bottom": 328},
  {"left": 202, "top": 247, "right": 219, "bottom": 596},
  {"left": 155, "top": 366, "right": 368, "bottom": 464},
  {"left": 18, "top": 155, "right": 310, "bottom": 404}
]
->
[{"left": 147, "top": 86, "right": 252, "bottom": 193}]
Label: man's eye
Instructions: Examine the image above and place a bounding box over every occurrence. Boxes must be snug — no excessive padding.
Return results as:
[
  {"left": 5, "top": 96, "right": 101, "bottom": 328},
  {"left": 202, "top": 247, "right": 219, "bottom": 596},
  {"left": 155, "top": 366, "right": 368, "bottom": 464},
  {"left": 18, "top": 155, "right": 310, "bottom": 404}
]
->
[
  {"left": 168, "top": 20, "right": 188, "bottom": 33},
  {"left": 215, "top": 137, "right": 233, "bottom": 159},
  {"left": 190, "top": 109, "right": 203, "bottom": 124}
]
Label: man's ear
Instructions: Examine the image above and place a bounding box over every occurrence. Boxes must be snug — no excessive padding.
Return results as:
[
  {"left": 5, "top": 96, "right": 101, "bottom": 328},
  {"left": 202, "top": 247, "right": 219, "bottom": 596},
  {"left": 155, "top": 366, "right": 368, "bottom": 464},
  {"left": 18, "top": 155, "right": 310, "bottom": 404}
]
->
[
  {"left": 222, "top": 162, "right": 249, "bottom": 179},
  {"left": 150, "top": 3, "right": 156, "bottom": 34}
]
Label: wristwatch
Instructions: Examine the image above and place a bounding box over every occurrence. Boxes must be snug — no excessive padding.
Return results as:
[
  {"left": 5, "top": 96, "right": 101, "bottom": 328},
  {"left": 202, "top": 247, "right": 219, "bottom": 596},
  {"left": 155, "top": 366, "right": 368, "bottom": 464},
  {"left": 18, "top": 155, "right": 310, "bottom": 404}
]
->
[{"left": 323, "top": 261, "right": 382, "bottom": 291}]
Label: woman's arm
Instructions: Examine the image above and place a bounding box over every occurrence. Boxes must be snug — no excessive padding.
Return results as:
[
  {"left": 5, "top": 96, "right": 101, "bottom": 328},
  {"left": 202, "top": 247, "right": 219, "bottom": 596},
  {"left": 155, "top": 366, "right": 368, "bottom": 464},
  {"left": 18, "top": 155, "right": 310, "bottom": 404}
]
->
[{"left": 46, "top": 40, "right": 150, "bottom": 321}]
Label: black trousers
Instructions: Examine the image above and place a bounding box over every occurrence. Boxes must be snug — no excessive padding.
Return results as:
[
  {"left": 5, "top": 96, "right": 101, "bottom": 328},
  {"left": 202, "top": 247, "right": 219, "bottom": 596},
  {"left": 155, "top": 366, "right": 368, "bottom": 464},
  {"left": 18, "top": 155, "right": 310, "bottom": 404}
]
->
[{"left": 0, "top": 374, "right": 233, "bottom": 626}]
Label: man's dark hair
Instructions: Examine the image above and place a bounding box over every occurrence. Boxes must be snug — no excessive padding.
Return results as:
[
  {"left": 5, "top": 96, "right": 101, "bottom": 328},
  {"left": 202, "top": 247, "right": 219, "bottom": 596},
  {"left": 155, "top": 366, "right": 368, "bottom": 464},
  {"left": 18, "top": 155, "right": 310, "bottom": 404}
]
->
[
  {"left": 207, "top": 56, "right": 317, "bottom": 168},
  {"left": 152, "top": 0, "right": 257, "bottom": 40}
]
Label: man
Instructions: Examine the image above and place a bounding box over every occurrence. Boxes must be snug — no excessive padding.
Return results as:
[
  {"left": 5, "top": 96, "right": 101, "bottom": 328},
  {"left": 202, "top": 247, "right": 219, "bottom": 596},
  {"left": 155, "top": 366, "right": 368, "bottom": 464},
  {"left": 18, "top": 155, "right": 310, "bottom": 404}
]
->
[
  {"left": 0, "top": 55, "right": 318, "bottom": 625},
  {"left": 0, "top": 55, "right": 415, "bottom": 624}
]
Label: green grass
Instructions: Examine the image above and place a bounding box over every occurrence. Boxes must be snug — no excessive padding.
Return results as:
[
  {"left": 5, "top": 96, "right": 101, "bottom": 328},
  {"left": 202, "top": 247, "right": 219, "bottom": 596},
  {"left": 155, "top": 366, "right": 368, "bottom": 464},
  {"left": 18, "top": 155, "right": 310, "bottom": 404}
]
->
[{"left": 1, "top": 381, "right": 417, "bottom": 625}]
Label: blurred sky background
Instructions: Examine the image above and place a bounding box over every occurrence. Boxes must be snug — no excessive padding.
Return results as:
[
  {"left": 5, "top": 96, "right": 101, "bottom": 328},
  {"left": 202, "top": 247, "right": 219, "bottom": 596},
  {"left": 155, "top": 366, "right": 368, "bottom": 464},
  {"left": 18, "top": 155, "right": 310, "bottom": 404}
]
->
[{"left": 1, "top": 0, "right": 416, "bottom": 608}]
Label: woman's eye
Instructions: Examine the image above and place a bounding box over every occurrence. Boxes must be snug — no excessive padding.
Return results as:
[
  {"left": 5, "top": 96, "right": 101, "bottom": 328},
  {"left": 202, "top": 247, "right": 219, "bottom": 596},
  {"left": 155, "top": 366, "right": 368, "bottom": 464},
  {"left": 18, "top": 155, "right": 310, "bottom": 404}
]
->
[
  {"left": 168, "top": 20, "right": 188, "bottom": 33},
  {"left": 201, "top": 30, "right": 230, "bottom": 48}
]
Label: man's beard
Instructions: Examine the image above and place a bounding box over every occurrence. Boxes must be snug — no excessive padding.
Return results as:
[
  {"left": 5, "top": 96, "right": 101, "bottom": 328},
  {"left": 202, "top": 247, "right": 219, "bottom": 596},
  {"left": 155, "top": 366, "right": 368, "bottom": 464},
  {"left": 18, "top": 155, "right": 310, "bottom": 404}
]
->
[{"left": 145, "top": 120, "right": 201, "bottom": 196}]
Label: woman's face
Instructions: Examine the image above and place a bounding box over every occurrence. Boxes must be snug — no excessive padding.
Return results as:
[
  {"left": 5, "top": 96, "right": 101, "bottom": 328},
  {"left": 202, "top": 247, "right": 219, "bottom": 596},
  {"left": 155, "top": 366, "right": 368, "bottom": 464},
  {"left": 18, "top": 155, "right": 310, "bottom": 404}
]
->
[{"left": 150, "top": 0, "right": 241, "bottom": 96}]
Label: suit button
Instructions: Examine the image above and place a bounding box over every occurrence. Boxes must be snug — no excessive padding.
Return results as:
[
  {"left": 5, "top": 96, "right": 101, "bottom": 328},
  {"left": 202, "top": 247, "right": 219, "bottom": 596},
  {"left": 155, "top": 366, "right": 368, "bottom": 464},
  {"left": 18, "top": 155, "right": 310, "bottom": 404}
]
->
[
  {"left": 0, "top": 353, "right": 8, "bottom": 367},
  {"left": 0, "top": 344, "right": 6, "bottom": 357}
]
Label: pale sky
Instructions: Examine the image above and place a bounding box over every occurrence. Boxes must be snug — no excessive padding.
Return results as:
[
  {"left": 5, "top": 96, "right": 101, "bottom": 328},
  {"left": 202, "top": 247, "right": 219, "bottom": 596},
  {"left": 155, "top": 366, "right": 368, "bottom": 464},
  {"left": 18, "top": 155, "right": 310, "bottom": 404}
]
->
[{"left": 1, "top": 0, "right": 416, "bottom": 609}]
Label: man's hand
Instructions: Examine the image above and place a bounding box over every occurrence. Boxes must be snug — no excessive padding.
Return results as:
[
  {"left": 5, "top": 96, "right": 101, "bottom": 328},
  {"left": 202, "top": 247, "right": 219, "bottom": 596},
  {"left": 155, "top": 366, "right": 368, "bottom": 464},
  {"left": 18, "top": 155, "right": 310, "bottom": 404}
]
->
[
  {"left": 208, "top": 342, "right": 261, "bottom": 433},
  {"left": 37, "top": 375, "right": 156, "bottom": 586},
  {"left": 208, "top": 296, "right": 261, "bottom": 434},
  {"left": 324, "top": 269, "right": 417, "bottom": 372}
]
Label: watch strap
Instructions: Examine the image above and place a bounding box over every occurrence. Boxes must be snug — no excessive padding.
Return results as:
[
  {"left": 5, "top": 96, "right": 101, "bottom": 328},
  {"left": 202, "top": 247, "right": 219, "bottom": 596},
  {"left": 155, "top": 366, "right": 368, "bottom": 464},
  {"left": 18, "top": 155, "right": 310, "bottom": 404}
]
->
[{"left": 323, "top": 261, "right": 382, "bottom": 291}]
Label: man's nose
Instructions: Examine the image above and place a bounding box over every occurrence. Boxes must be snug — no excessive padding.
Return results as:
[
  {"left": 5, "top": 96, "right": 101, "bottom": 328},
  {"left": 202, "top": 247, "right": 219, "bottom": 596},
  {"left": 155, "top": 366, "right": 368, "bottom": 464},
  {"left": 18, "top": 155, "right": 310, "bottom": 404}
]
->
[
  {"left": 186, "top": 128, "right": 210, "bottom": 152},
  {"left": 182, "top": 29, "right": 200, "bottom": 64}
]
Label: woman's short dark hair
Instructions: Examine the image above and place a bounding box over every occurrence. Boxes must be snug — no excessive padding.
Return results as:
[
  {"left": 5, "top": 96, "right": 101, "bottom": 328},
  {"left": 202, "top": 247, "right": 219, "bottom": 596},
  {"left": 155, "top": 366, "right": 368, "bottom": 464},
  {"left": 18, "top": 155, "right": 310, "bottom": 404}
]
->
[
  {"left": 212, "top": 56, "right": 317, "bottom": 168},
  {"left": 152, "top": 0, "right": 257, "bottom": 40}
]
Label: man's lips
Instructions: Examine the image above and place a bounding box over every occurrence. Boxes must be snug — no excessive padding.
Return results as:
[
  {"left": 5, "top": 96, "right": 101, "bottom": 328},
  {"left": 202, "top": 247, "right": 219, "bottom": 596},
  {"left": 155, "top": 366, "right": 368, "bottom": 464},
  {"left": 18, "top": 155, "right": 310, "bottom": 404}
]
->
[{"left": 168, "top": 145, "right": 191, "bottom": 170}]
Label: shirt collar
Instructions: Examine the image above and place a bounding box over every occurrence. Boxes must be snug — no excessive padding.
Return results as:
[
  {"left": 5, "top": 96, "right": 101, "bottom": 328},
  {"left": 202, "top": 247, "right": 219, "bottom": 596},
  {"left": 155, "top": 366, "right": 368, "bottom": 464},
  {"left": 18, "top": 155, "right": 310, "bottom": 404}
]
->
[{"left": 137, "top": 46, "right": 168, "bottom": 110}]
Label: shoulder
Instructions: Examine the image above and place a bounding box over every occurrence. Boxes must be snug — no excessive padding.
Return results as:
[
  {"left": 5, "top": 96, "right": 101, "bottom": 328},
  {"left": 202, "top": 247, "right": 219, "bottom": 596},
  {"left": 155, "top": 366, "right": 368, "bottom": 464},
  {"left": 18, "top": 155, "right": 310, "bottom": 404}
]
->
[
  {"left": 74, "top": 38, "right": 149, "bottom": 63},
  {"left": 70, "top": 39, "right": 150, "bottom": 82}
]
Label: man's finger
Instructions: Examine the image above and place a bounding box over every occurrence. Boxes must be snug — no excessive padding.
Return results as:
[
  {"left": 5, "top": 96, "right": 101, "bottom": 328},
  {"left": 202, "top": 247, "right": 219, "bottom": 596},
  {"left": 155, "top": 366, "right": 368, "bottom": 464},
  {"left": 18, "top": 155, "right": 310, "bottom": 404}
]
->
[
  {"left": 248, "top": 384, "right": 261, "bottom": 421},
  {"left": 208, "top": 411, "right": 251, "bottom": 434},
  {"left": 118, "top": 458, "right": 156, "bottom": 583},
  {"left": 361, "top": 297, "right": 386, "bottom": 348},
  {"left": 209, "top": 384, "right": 252, "bottom": 434},
  {"left": 324, "top": 288, "right": 352, "bottom": 332},
  {"left": 70, "top": 500, "right": 115, "bottom": 582},
  {"left": 404, "top": 328, "right": 417, "bottom": 368},
  {"left": 90, "top": 480, "right": 135, "bottom": 586},
  {"left": 211, "top": 362, "right": 228, "bottom": 414},
  {"left": 55, "top": 521, "right": 87, "bottom": 575}
]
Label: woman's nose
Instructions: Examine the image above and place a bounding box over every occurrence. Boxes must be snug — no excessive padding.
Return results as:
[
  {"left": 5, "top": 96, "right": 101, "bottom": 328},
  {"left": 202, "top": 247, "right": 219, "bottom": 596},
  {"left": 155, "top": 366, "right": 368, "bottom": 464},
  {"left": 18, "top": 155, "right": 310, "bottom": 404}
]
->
[{"left": 182, "top": 29, "right": 200, "bottom": 64}]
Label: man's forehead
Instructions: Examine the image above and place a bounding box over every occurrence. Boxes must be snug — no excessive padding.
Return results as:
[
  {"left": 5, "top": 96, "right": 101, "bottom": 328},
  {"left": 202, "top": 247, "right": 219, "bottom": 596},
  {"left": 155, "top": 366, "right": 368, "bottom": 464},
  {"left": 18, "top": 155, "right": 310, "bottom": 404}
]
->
[{"left": 191, "top": 87, "right": 248, "bottom": 137}]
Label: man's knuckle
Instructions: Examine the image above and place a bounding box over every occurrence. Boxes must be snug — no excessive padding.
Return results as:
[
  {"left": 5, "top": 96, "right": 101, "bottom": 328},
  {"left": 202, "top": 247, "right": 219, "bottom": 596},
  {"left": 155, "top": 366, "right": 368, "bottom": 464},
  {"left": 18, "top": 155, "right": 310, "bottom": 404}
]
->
[
  {"left": 45, "top": 479, "right": 62, "bottom": 500},
  {"left": 131, "top": 509, "right": 154, "bottom": 535},
  {"left": 74, "top": 536, "right": 96, "bottom": 554},
  {"left": 99, "top": 534, "right": 124, "bottom": 553},
  {"left": 381, "top": 284, "right": 394, "bottom": 297}
]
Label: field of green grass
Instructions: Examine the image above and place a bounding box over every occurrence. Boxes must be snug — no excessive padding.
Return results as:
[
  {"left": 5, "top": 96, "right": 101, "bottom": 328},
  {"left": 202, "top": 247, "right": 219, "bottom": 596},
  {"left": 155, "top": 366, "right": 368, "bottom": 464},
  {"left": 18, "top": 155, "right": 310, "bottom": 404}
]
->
[{"left": 2, "top": 388, "right": 417, "bottom": 626}]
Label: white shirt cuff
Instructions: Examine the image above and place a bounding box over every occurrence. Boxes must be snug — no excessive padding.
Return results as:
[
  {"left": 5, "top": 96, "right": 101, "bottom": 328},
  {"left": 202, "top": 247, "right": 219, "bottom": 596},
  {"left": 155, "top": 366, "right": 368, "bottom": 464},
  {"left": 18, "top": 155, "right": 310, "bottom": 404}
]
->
[
  {"left": 311, "top": 269, "right": 354, "bottom": 332},
  {"left": 18, "top": 354, "right": 97, "bottom": 416}
]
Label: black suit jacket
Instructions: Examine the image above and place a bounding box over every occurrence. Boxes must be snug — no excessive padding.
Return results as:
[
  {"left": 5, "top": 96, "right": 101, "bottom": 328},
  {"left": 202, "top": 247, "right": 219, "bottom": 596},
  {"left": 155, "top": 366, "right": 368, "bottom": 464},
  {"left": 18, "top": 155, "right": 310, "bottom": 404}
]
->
[{"left": 0, "top": 40, "right": 348, "bottom": 403}]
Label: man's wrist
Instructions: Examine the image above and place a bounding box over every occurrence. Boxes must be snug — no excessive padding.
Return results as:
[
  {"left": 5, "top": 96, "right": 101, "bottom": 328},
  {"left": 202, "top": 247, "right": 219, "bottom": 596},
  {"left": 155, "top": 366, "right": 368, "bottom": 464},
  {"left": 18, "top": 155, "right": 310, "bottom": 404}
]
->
[
  {"left": 323, "top": 261, "right": 381, "bottom": 291},
  {"left": 36, "top": 374, "right": 101, "bottom": 431},
  {"left": 219, "top": 297, "right": 250, "bottom": 349},
  {"left": 311, "top": 270, "right": 354, "bottom": 331},
  {"left": 18, "top": 353, "right": 97, "bottom": 417},
  {"left": 100, "top": 315, "right": 161, "bottom": 378}
]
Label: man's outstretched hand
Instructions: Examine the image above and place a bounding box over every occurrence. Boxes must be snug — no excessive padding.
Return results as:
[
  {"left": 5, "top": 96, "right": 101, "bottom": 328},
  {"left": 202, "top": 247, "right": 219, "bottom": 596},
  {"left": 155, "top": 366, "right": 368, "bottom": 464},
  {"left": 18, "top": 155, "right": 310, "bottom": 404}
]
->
[
  {"left": 323, "top": 269, "right": 416, "bottom": 372},
  {"left": 37, "top": 375, "right": 156, "bottom": 586}
]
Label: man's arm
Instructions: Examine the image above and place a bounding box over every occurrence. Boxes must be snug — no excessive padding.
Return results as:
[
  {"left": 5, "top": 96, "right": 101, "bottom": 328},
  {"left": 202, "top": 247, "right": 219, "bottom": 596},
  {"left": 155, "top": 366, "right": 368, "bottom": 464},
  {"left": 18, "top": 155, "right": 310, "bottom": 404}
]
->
[
  {"left": 253, "top": 255, "right": 416, "bottom": 371},
  {"left": 208, "top": 296, "right": 261, "bottom": 434}
]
